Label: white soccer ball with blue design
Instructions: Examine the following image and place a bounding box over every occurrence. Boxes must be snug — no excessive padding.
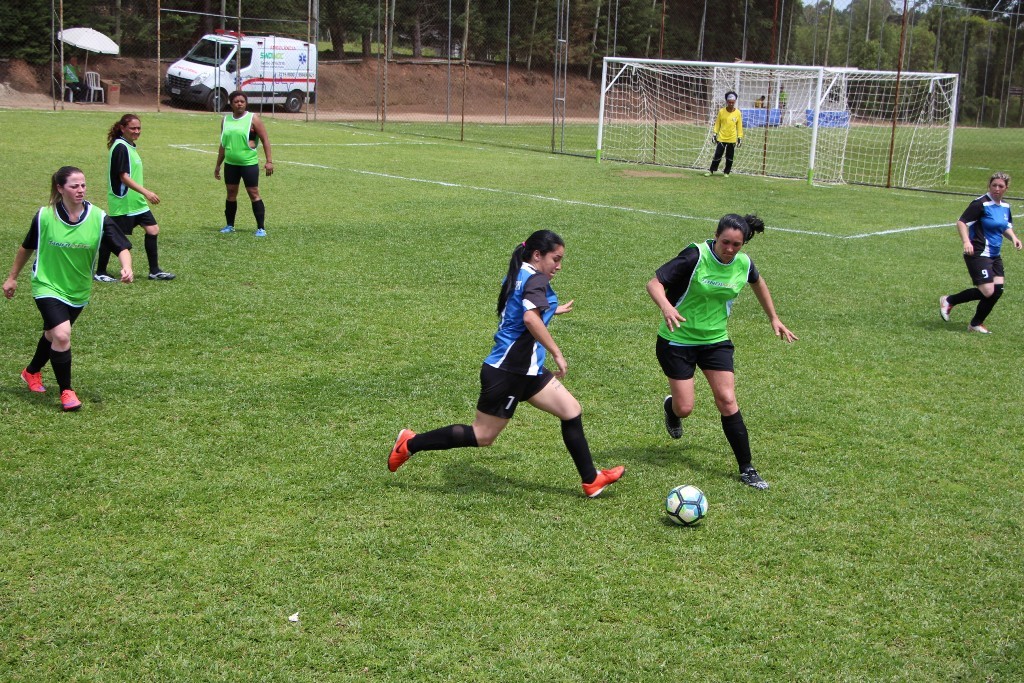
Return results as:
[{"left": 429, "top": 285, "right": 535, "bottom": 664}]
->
[{"left": 665, "top": 484, "right": 708, "bottom": 526}]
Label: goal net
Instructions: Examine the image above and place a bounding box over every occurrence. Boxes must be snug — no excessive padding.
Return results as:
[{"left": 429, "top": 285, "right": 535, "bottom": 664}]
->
[{"left": 597, "top": 58, "right": 958, "bottom": 188}]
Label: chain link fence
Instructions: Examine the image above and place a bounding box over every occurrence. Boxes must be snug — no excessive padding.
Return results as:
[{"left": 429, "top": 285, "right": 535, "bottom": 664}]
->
[{"left": 2, "top": 1, "right": 1024, "bottom": 156}]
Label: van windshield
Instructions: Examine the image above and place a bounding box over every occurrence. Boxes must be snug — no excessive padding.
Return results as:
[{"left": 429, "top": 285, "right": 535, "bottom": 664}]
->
[{"left": 183, "top": 39, "right": 235, "bottom": 67}]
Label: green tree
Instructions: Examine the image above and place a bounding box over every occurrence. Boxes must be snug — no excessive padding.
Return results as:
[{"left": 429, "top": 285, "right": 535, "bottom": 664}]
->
[
  {"left": 321, "top": 0, "right": 376, "bottom": 59},
  {"left": 0, "top": 0, "right": 55, "bottom": 63}
]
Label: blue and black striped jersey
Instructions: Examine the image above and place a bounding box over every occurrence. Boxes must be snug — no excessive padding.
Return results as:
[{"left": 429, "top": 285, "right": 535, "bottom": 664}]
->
[{"left": 483, "top": 264, "right": 557, "bottom": 375}]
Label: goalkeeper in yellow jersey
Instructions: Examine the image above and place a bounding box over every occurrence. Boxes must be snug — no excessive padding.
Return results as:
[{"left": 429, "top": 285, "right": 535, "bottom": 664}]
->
[{"left": 704, "top": 91, "right": 743, "bottom": 177}]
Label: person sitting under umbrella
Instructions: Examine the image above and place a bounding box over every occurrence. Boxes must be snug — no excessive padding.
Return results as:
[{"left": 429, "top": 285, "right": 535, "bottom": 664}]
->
[{"left": 63, "top": 57, "right": 86, "bottom": 101}]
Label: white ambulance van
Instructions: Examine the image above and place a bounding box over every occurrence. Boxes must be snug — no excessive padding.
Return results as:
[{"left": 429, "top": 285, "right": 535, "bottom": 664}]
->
[{"left": 166, "top": 31, "right": 316, "bottom": 112}]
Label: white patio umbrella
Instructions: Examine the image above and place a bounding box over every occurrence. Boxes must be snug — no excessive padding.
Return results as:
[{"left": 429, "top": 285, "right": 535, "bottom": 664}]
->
[{"left": 58, "top": 27, "right": 119, "bottom": 72}]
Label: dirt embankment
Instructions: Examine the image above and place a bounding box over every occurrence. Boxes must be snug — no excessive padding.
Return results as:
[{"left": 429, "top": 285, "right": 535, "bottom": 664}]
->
[{"left": 0, "top": 57, "right": 601, "bottom": 119}]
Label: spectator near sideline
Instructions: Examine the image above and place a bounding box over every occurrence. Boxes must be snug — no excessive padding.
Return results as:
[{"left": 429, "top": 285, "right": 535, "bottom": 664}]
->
[
  {"left": 939, "top": 172, "right": 1022, "bottom": 333},
  {"left": 704, "top": 91, "right": 743, "bottom": 177},
  {"left": 62, "top": 57, "right": 85, "bottom": 101}
]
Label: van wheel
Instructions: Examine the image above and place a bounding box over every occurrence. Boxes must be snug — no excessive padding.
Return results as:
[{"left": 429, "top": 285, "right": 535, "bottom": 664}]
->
[
  {"left": 284, "top": 90, "right": 304, "bottom": 113},
  {"left": 207, "top": 89, "right": 228, "bottom": 112}
]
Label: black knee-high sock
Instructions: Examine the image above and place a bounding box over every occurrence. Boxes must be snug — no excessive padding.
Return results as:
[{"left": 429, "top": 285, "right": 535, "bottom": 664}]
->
[
  {"left": 27, "top": 335, "right": 51, "bottom": 373},
  {"left": 252, "top": 200, "right": 266, "bottom": 230},
  {"left": 970, "top": 285, "right": 1003, "bottom": 326},
  {"left": 50, "top": 348, "right": 72, "bottom": 392},
  {"left": 946, "top": 288, "right": 984, "bottom": 307},
  {"left": 225, "top": 200, "right": 238, "bottom": 227},
  {"left": 561, "top": 414, "right": 598, "bottom": 484},
  {"left": 721, "top": 410, "right": 753, "bottom": 472},
  {"left": 95, "top": 244, "right": 112, "bottom": 275},
  {"left": 408, "top": 424, "right": 478, "bottom": 454},
  {"left": 144, "top": 234, "right": 160, "bottom": 273}
]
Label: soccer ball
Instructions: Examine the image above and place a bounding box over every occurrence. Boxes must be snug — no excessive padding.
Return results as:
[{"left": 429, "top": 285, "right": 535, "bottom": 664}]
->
[{"left": 665, "top": 485, "right": 708, "bottom": 526}]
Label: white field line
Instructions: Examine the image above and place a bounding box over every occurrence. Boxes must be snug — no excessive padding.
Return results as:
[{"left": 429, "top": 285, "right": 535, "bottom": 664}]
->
[{"left": 171, "top": 142, "right": 993, "bottom": 239}]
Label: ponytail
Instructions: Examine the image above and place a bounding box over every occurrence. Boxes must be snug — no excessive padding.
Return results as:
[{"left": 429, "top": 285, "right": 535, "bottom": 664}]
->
[
  {"left": 496, "top": 229, "right": 565, "bottom": 315},
  {"left": 716, "top": 213, "right": 765, "bottom": 244},
  {"left": 741, "top": 214, "right": 765, "bottom": 242},
  {"left": 107, "top": 114, "right": 139, "bottom": 149}
]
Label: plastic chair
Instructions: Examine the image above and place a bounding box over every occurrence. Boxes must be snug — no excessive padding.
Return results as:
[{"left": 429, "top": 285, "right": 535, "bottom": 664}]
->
[
  {"left": 55, "top": 74, "right": 75, "bottom": 102},
  {"left": 84, "top": 71, "right": 105, "bottom": 103}
]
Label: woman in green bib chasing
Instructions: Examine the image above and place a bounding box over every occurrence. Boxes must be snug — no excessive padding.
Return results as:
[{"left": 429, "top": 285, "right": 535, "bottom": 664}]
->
[
  {"left": 4, "top": 166, "right": 133, "bottom": 411},
  {"left": 646, "top": 214, "right": 797, "bottom": 490},
  {"left": 214, "top": 91, "right": 273, "bottom": 237}
]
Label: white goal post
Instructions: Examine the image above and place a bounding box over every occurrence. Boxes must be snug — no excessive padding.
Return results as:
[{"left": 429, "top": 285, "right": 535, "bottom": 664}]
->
[{"left": 596, "top": 58, "right": 958, "bottom": 188}]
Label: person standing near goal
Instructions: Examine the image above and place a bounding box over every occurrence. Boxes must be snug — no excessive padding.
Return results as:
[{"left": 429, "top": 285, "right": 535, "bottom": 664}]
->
[
  {"left": 939, "top": 172, "right": 1021, "bottom": 333},
  {"left": 95, "top": 114, "right": 175, "bottom": 282},
  {"left": 388, "top": 229, "right": 625, "bottom": 498},
  {"left": 704, "top": 91, "right": 743, "bottom": 178},
  {"left": 3, "top": 166, "right": 133, "bottom": 411},
  {"left": 215, "top": 92, "right": 273, "bottom": 237},
  {"left": 647, "top": 214, "right": 797, "bottom": 490}
]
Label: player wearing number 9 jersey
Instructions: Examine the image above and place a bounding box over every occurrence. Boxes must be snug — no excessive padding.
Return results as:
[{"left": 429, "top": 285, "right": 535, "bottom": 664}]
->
[
  {"left": 387, "top": 229, "right": 624, "bottom": 498},
  {"left": 939, "top": 172, "right": 1022, "bottom": 333}
]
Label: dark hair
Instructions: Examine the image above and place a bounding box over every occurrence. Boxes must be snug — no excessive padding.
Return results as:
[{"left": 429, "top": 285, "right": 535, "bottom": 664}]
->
[
  {"left": 497, "top": 229, "right": 565, "bottom": 315},
  {"left": 107, "top": 114, "right": 139, "bottom": 149},
  {"left": 228, "top": 91, "right": 247, "bottom": 104},
  {"left": 725, "top": 90, "right": 738, "bottom": 102},
  {"left": 50, "top": 166, "right": 84, "bottom": 207},
  {"left": 716, "top": 213, "right": 765, "bottom": 244}
]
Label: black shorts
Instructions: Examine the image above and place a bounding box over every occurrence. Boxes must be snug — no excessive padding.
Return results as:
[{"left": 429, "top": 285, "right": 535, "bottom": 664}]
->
[
  {"left": 965, "top": 254, "right": 1004, "bottom": 285},
  {"left": 111, "top": 211, "right": 157, "bottom": 235},
  {"left": 35, "top": 297, "right": 84, "bottom": 331},
  {"left": 476, "top": 363, "right": 555, "bottom": 419},
  {"left": 656, "top": 336, "right": 735, "bottom": 380},
  {"left": 224, "top": 163, "right": 260, "bottom": 188}
]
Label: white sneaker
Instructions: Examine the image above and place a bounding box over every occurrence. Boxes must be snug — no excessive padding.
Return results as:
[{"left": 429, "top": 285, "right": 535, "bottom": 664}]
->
[
  {"left": 93, "top": 273, "right": 116, "bottom": 283},
  {"left": 968, "top": 324, "right": 991, "bottom": 334},
  {"left": 939, "top": 296, "right": 951, "bottom": 322}
]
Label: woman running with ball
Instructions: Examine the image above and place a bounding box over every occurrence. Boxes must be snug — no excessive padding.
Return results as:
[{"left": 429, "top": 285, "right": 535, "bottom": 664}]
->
[
  {"left": 647, "top": 214, "right": 797, "bottom": 490},
  {"left": 388, "top": 229, "right": 625, "bottom": 498}
]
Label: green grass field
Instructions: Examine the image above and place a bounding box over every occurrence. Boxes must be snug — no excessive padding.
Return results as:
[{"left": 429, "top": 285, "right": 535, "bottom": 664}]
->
[
  {"left": 1, "top": 109, "right": 1022, "bottom": 681},
  {"left": 344, "top": 118, "right": 1004, "bottom": 193}
]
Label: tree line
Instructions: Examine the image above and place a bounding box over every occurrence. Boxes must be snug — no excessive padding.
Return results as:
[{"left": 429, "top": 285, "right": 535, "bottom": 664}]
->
[{"left": 2, "top": 0, "right": 1019, "bottom": 125}]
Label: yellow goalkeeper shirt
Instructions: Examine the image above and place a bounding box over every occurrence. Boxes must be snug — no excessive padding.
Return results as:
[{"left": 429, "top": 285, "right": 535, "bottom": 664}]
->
[{"left": 713, "top": 107, "right": 743, "bottom": 143}]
